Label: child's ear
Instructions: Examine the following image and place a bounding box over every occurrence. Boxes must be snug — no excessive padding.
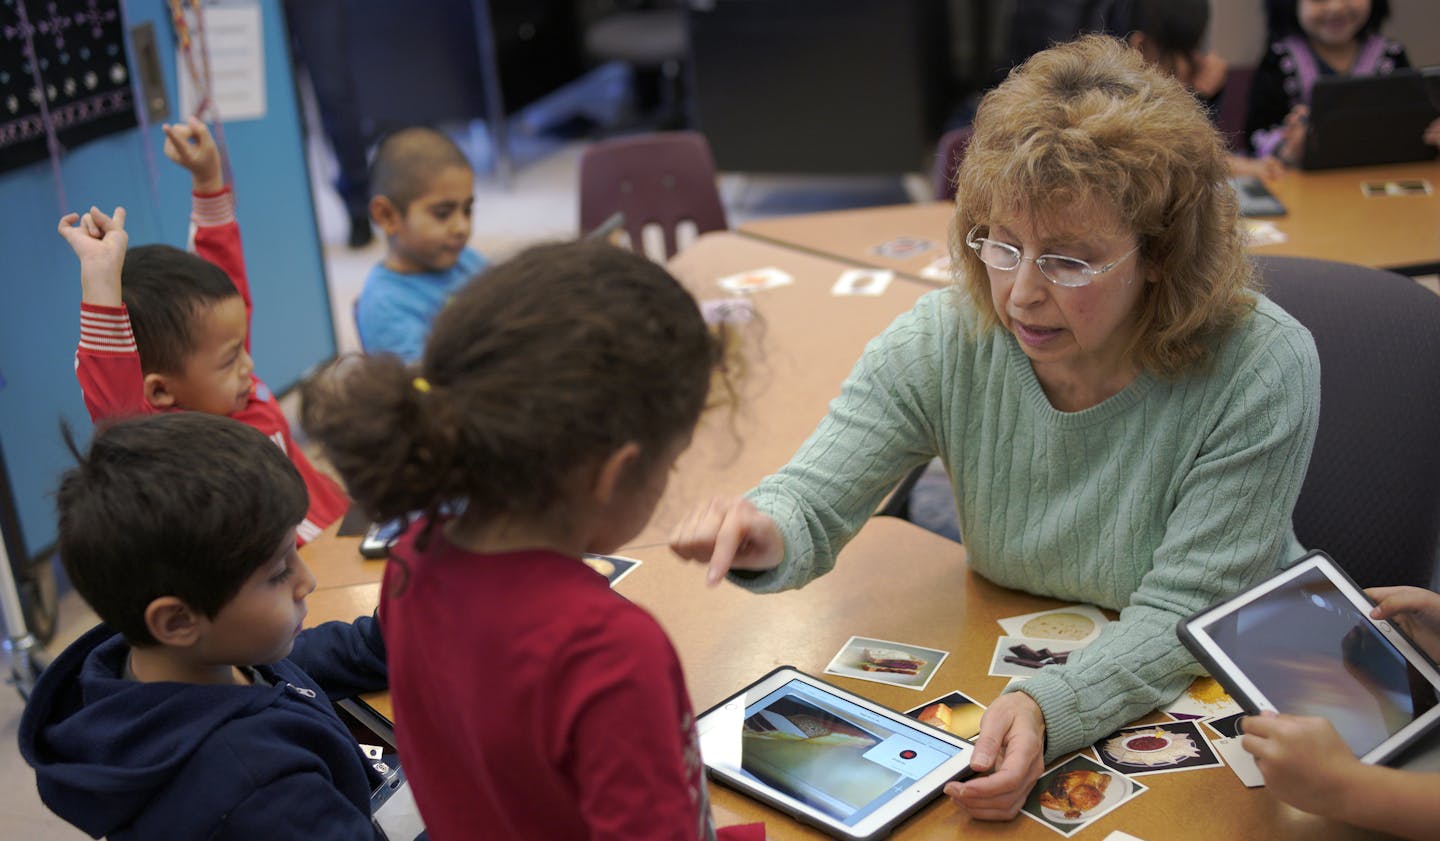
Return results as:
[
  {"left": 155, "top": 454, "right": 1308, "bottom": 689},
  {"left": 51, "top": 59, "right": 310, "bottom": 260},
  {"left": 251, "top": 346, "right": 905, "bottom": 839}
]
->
[
  {"left": 143, "top": 372, "right": 178, "bottom": 409},
  {"left": 592, "top": 442, "right": 642, "bottom": 506},
  {"left": 144, "top": 596, "right": 203, "bottom": 647},
  {"left": 371, "top": 196, "right": 403, "bottom": 235}
]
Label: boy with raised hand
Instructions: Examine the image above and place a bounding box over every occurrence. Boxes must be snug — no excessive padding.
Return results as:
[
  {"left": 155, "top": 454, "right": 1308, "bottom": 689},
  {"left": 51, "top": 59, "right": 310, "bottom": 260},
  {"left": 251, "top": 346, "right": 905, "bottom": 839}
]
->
[
  {"left": 18, "top": 412, "right": 388, "bottom": 841},
  {"left": 57, "top": 117, "right": 347, "bottom": 544},
  {"left": 355, "top": 126, "right": 485, "bottom": 361}
]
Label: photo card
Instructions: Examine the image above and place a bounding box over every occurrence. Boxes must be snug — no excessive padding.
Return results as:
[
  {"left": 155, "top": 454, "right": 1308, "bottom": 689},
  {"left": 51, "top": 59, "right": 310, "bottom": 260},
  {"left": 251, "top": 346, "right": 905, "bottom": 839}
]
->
[
  {"left": 1163, "top": 676, "right": 1242, "bottom": 721},
  {"left": 905, "top": 690, "right": 987, "bottom": 740},
  {"left": 717, "top": 267, "right": 794, "bottom": 293},
  {"left": 1095, "top": 720, "right": 1223, "bottom": 777},
  {"left": 870, "top": 236, "right": 935, "bottom": 260},
  {"left": 823, "top": 635, "right": 948, "bottom": 691},
  {"left": 1020, "top": 753, "right": 1147, "bottom": 838},
  {"left": 831, "top": 268, "right": 895, "bottom": 296},
  {"left": 581, "top": 554, "right": 642, "bottom": 588},
  {"left": 988, "top": 636, "right": 1078, "bottom": 679},
  {"left": 997, "top": 605, "right": 1109, "bottom": 645}
]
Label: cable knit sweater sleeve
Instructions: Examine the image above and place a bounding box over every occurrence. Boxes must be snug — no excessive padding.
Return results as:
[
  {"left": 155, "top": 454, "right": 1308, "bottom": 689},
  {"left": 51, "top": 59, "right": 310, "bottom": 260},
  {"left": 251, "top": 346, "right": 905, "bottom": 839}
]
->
[{"left": 739, "top": 290, "right": 1320, "bottom": 760}]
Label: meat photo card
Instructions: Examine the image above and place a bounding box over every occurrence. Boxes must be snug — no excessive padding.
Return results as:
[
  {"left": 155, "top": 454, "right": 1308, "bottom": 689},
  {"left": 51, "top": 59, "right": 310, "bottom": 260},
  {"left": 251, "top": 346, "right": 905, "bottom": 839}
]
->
[
  {"left": 581, "top": 553, "right": 641, "bottom": 587},
  {"left": 988, "top": 636, "right": 1079, "bottom": 679},
  {"left": 1095, "top": 720, "right": 1223, "bottom": 777},
  {"left": 831, "top": 268, "right": 894, "bottom": 296},
  {"left": 869, "top": 236, "right": 935, "bottom": 260},
  {"left": 905, "top": 690, "right": 987, "bottom": 740},
  {"left": 997, "top": 605, "right": 1109, "bottom": 646},
  {"left": 823, "top": 635, "right": 948, "bottom": 691},
  {"left": 1020, "top": 753, "right": 1147, "bottom": 838},
  {"left": 716, "top": 267, "right": 794, "bottom": 294}
]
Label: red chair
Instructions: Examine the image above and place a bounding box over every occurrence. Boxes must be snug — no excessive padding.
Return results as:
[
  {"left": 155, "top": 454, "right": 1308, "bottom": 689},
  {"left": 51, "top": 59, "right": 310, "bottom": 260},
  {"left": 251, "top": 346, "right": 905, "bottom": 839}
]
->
[
  {"left": 578, "top": 131, "right": 728, "bottom": 260},
  {"left": 931, "top": 126, "right": 974, "bottom": 202}
]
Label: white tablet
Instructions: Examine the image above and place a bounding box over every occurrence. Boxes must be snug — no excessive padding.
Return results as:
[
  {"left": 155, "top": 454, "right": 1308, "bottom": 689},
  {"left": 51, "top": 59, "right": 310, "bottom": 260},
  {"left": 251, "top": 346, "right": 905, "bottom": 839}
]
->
[
  {"left": 1178, "top": 550, "right": 1440, "bottom": 766},
  {"left": 696, "top": 667, "right": 975, "bottom": 841}
]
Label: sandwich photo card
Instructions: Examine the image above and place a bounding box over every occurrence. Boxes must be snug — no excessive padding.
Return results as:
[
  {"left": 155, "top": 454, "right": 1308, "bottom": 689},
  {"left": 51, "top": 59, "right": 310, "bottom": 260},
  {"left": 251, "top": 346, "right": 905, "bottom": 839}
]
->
[
  {"left": 1020, "top": 753, "right": 1148, "bottom": 838},
  {"left": 905, "top": 690, "right": 987, "bottom": 740},
  {"left": 823, "top": 635, "right": 948, "bottom": 691},
  {"left": 1094, "top": 720, "right": 1224, "bottom": 777}
]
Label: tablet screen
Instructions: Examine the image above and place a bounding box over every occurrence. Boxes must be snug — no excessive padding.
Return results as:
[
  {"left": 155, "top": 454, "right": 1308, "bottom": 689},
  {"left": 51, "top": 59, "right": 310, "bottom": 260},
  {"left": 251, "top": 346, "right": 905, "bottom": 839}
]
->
[
  {"left": 1199, "top": 563, "right": 1438, "bottom": 757},
  {"left": 699, "top": 673, "right": 968, "bottom": 830}
]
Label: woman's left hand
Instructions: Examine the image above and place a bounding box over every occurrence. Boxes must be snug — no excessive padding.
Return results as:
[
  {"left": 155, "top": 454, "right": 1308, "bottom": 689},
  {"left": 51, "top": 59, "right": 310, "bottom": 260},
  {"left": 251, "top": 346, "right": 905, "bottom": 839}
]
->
[{"left": 943, "top": 692, "right": 1046, "bottom": 820}]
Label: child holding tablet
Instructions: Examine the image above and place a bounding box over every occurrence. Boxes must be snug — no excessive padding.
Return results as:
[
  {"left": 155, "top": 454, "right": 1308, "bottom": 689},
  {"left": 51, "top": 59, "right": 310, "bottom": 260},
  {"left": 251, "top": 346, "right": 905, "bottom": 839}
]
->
[
  {"left": 302, "top": 241, "right": 762, "bottom": 841},
  {"left": 1242, "top": 585, "right": 1440, "bottom": 840}
]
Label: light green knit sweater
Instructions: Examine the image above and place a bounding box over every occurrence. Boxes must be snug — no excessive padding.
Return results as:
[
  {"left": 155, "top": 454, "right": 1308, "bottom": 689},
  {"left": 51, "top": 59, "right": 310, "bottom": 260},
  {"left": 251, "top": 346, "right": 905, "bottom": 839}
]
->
[{"left": 741, "top": 287, "right": 1320, "bottom": 760}]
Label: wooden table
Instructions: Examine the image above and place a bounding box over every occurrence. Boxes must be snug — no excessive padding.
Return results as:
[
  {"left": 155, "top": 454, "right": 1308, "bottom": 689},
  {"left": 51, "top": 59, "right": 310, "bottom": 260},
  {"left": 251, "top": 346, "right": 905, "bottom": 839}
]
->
[
  {"left": 738, "top": 160, "right": 1440, "bottom": 278},
  {"left": 298, "top": 517, "right": 1381, "bottom": 841}
]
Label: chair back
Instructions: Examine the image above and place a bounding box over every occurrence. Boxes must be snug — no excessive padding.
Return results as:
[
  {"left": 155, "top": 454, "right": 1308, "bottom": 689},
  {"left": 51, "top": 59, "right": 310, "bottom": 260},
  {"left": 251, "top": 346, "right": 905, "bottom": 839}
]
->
[
  {"left": 931, "top": 125, "right": 974, "bottom": 202},
  {"left": 578, "top": 131, "right": 727, "bottom": 260},
  {"left": 1257, "top": 256, "right": 1440, "bottom": 588}
]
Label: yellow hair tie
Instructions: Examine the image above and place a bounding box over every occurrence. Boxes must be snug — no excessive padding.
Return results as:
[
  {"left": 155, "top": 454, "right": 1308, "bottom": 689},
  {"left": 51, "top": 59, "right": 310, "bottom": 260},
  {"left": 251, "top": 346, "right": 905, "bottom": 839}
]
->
[{"left": 412, "top": 377, "right": 431, "bottom": 393}]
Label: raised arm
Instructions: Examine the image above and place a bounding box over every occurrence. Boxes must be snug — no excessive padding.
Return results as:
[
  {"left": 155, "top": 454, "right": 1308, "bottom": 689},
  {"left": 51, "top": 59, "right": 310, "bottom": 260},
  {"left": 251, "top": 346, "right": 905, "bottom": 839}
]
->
[
  {"left": 163, "top": 118, "right": 252, "bottom": 337},
  {"left": 62, "top": 206, "right": 150, "bottom": 420}
]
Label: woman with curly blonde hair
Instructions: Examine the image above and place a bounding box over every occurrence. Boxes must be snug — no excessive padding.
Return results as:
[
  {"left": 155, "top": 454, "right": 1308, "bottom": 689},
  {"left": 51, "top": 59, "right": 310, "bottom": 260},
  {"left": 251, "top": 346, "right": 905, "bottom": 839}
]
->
[{"left": 671, "top": 34, "right": 1320, "bottom": 820}]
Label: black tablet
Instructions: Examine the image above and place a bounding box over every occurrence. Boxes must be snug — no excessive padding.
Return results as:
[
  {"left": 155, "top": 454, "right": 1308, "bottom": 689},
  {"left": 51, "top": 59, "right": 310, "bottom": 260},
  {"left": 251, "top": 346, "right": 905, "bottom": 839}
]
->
[
  {"left": 1178, "top": 550, "right": 1440, "bottom": 766},
  {"left": 696, "top": 667, "right": 975, "bottom": 841}
]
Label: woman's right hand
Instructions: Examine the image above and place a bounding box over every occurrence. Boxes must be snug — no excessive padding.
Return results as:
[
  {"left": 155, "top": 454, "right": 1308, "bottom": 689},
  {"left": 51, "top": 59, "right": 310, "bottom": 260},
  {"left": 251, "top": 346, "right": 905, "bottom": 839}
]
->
[
  {"left": 668, "top": 497, "right": 784, "bottom": 586},
  {"left": 1368, "top": 586, "right": 1440, "bottom": 662}
]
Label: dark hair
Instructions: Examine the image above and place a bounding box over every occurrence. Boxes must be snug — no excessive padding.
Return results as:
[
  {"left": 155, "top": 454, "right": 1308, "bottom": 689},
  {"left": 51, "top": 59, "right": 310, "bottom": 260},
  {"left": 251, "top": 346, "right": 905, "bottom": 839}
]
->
[
  {"left": 369, "top": 126, "right": 472, "bottom": 213},
  {"left": 120, "top": 244, "right": 240, "bottom": 374},
  {"left": 1264, "top": 0, "right": 1390, "bottom": 42},
  {"left": 55, "top": 413, "right": 308, "bottom": 646},
  {"left": 302, "top": 240, "right": 720, "bottom": 531},
  {"left": 1126, "top": 0, "right": 1210, "bottom": 77}
]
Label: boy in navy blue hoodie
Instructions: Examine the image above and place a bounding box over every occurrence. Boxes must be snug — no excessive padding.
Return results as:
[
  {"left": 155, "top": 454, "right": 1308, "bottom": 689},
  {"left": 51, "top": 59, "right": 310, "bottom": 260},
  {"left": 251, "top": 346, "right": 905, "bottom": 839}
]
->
[{"left": 19, "top": 412, "right": 388, "bottom": 840}]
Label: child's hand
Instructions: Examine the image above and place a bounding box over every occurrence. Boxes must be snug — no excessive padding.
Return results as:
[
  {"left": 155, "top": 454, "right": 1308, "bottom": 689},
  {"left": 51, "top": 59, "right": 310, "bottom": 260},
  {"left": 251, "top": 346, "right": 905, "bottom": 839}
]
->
[
  {"left": 58, "top": 207, "right": 128, "bottom": 307},
  {"left": 1241, "top": 712, "right": 1361, "bottom": 819},
  {"left": 1368, "top": 586, "right": 1440, "bottom": 662},
  {"left": 162, "top": 117, "right": 223, "bottom": 193},
  {"left": 1424, "top": 117, "right": 1440, "bottom": 148},
  {"left": 1278, "top": 104, "right": 1308, "bottom": 168}
]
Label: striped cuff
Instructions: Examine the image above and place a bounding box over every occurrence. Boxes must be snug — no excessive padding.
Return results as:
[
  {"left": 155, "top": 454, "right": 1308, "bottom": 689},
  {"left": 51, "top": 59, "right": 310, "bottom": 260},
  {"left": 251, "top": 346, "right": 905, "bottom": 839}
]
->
[
  {"left": 79, "top": 303, "right": 137, "bottom": 355},
  {"left": 192, "top": 187, "right": 235, "bottom": 227}
]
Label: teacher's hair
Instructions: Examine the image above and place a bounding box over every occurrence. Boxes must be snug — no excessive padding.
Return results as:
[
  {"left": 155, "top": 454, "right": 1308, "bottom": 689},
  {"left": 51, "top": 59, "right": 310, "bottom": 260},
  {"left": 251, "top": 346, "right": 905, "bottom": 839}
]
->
[
  {"left": 953, "top": 34, "right": 1254, "bottom": 378},
  {"left": 300, "top": 240, "right": 723, "bottom": 534}
]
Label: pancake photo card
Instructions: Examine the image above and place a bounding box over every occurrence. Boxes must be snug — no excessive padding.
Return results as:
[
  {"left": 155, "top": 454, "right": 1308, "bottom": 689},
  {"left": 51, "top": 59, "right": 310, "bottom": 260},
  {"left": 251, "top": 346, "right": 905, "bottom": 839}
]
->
[
  {"left": 581, "top": 553, "right": 641, "bottom": 587},
  {"left": 905, "top": 690, "right": 987, "bottom": 740},
  {"left": 1020, "top": 754, "right": 1147, "bottom": 838},
  {"left": 824, "top": 635, "right": 947, "bottom": 691},
  {"left": 1095, "top": 720, "right": 1223, "bottom": 777}
]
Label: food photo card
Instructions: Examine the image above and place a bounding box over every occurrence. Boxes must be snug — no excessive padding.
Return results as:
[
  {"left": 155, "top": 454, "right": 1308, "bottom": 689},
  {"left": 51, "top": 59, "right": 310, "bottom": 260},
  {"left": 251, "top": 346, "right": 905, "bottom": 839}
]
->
[
  {"left": 717, "top": 267, "right": 794, "bottom": 293},
  {"left": 905, "top": 690, "right": 987, "bottom": 740},
  {"left": 997, "top": 604, "right": 1109, "bottom": 646},
  {"left": 1095, "top": 720, "right": 1223, "bottom": 777},
  {"left": 581, "top": 554, "right": 642, "bottom": 587},
  {"left": 823, "top": 635, "right": 948, "bottom": 691},
  {"left": 831, "top": 268, "right": 894, "bottom": 296},
  {"left": 869, "top": 236, "right": 935, "bottom": 260},
  {"left": 1163, "top": 676, "right": 1242, "bottom": 721},
  {"left": 988, "top": 636, "right": 1080, "bottom": 679},
  {"left": 1020, "top": 753, "right": 1147, "bottom": 838}
]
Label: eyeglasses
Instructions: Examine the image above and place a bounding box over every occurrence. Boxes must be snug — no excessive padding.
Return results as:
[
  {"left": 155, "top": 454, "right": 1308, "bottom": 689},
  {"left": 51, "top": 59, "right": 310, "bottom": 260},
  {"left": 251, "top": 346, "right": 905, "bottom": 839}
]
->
[{"left": 965, "top": 225, "right": 1140, "bottom": 288}]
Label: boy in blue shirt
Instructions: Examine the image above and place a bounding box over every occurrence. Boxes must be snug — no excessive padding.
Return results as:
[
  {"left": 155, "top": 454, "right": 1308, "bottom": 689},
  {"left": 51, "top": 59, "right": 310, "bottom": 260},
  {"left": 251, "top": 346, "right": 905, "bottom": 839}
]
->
[
  {"left": 19, "top": 413, "right": 388, "bottom": 840},
  {"left": 356, "top": 127, "right": 485, "bottom": 360}
]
